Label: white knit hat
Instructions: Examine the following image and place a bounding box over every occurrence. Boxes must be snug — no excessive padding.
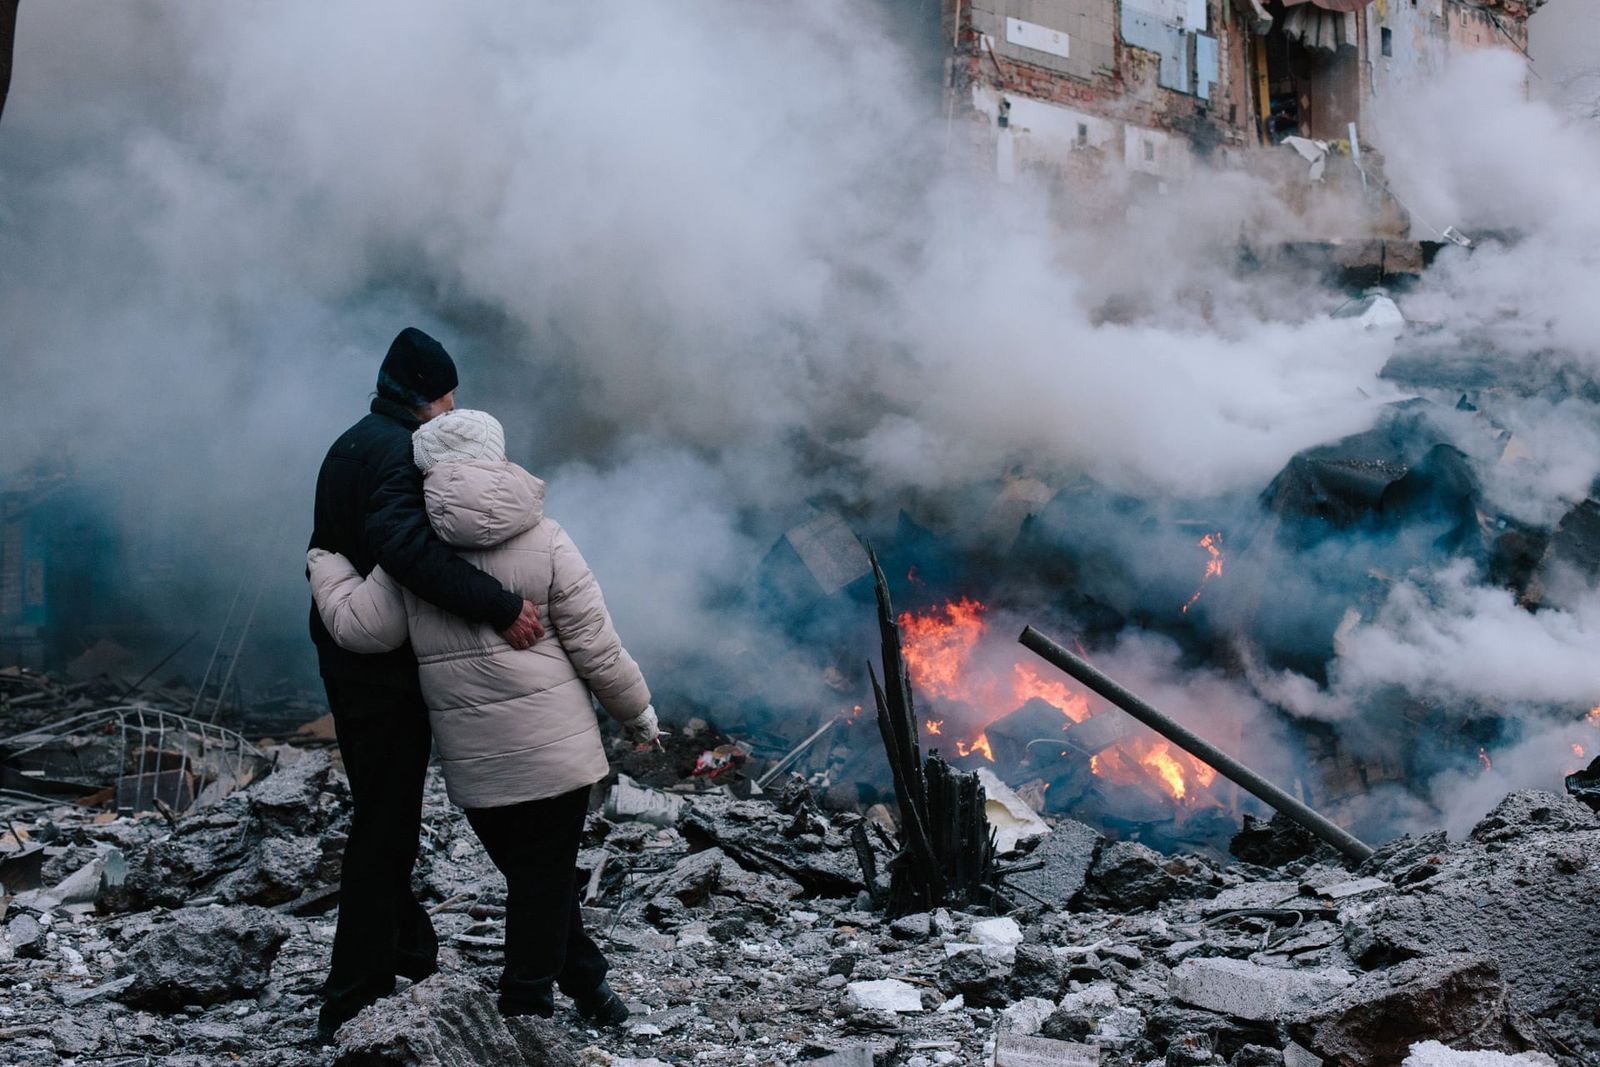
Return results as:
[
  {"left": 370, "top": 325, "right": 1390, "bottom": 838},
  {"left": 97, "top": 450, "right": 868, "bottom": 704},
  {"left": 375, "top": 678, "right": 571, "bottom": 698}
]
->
[{"left": 412, "top": 409, "right": 507, "bottom": 472}]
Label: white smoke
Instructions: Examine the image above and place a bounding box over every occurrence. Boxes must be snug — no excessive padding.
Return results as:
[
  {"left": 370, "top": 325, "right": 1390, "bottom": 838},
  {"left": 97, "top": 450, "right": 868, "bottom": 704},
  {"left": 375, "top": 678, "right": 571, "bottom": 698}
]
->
[{"left": 4, "top": 4, "right": 1599, "bottom": 840}]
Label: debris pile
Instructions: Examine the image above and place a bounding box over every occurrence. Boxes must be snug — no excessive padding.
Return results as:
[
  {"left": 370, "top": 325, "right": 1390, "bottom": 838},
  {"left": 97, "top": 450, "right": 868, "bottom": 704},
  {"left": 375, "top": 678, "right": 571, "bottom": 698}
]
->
[{"left": 2, "top": 667, "right": 1597, "bottom": 1067}]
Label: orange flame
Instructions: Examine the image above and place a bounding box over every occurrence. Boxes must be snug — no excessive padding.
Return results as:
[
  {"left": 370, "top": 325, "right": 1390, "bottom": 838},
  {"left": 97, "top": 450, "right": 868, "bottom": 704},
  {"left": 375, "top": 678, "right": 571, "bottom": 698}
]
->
[
  {"left": 1575, "top": 743, "right": 1586, "bottom": 758},
  {"left": 1011, "top": 661, "right": 1091, "bottom": 723},
  {"left": 1478, "top": 746, "right": 1493, "bottom": 771},
  {"left": 955, "top": 734, "right": 995, "bottom": 762},
  {"left": 899, "top": 596, "right": 1217, "bottom": 805},
  {"left": 1589, "top": 704, "right": 1600, "bottom": 725},
  {"left": 899, "top": 598, "right": 986, "bottom": 702},
  {"left": 1180, "top": 532, "right": 1225, "bottom": 615},
  {"left": 1141, "top": 746, "right": 1190, "bottom": 800}
]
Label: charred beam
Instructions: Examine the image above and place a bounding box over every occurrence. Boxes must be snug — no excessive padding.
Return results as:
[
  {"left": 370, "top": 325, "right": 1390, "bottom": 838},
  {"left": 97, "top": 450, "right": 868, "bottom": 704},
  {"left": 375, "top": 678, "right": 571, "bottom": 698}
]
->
[{"left": 1018, "top": 625, "right": 1375, "bottom": 863}]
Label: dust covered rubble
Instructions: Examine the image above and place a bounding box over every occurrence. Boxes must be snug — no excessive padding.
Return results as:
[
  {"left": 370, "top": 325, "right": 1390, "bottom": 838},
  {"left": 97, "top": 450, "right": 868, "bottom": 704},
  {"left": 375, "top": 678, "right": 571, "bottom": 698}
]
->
[{"left": 1, "top": 736, "right": 1598, "bottom": 1066}]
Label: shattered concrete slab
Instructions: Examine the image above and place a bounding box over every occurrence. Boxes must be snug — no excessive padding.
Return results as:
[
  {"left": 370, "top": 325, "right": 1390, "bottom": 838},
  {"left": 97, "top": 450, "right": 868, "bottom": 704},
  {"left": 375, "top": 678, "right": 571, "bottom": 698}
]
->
[
  {"left": 992, "top": 1031, "right": 1099, "bottom": 1065},
  {"left": 1005, "top": 818, "right": 1102, "bottom": 907},
  {"left": 1171, "top": 956, "right": 1356, "bottom": 1022},
  {"left": 845, "top": 978, "right": 924, "bottom": 1013}
]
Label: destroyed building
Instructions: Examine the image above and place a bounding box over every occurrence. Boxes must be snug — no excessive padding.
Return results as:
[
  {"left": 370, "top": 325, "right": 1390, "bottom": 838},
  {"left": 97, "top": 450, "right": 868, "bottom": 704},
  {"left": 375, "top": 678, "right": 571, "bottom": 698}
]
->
[
  {"left": 943, "top": 0, "right": 1546, "bottom": 242},
  {"left": 4, "top": 0, "right": 1600, "bottom": 1064}
]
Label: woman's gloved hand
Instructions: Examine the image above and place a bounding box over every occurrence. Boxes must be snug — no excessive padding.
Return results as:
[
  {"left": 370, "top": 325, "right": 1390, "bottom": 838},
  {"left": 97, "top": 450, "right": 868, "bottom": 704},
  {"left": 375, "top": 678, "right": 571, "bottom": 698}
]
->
[{"left": 625, "top": 705, "right": 660, "bottom": 746}]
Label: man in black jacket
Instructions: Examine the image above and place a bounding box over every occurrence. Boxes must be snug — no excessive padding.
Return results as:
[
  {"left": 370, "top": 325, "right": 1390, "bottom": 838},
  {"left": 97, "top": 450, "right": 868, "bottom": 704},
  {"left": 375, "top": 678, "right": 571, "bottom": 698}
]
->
[{"left": 308, "top": 326, "right": 543, "bottom": 1036}]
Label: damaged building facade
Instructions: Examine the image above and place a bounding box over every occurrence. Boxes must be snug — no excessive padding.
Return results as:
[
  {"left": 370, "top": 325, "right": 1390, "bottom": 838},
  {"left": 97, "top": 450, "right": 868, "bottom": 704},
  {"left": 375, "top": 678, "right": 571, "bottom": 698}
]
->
[{"left": 944, "top": 0, "right": 1544, "bottom": 233}]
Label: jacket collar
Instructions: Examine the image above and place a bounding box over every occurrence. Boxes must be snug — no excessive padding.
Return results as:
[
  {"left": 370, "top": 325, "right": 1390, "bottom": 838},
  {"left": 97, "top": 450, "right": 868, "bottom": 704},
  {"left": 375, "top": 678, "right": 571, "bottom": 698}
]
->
[{"left": 370, "top": 396, "right": 422, "bottom": 430}]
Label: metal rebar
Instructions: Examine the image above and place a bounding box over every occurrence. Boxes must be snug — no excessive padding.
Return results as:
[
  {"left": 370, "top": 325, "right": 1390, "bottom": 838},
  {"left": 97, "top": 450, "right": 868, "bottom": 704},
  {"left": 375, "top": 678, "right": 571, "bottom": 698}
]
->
[{"left": 1018, "top": 625, "right": 1375, "bottom": 863}]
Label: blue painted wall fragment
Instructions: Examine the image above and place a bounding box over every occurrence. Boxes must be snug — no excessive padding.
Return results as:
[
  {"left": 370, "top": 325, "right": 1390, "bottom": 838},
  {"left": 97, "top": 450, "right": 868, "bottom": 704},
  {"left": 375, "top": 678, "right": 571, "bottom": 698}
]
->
[
  {"left": 1120, "top": 8, "right": 1190, "bottom": 93},
  {"left": 1196, "top": 33, "right": 1219, "bottom": 101}
]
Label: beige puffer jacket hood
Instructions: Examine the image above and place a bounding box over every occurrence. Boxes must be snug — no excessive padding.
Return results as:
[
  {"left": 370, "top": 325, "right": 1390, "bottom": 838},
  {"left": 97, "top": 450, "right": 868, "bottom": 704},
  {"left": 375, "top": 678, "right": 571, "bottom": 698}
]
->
[{"left": 308, "top": 459, "right": 651, "bottom": 809}]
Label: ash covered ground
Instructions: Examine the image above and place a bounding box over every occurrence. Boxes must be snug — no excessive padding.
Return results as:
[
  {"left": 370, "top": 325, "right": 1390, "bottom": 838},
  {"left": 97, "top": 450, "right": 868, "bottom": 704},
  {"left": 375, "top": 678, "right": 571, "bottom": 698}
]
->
[{"left": 3, "top": 673, "right": 1600, "bottom": 1067}]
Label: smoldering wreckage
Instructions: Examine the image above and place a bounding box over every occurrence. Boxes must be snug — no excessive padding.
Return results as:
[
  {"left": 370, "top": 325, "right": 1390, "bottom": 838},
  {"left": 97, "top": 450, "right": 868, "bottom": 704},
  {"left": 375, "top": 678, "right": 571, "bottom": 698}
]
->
[{"left": 7, "top": 425, "right": 1600, "bottom": 1067}]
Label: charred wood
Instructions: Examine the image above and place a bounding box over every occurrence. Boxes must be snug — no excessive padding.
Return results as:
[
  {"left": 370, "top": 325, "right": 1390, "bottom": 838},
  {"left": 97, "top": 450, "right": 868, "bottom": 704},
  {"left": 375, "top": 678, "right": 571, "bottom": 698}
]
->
[{"left": 867, "top": 546, "right": 996, "bottom": 916}]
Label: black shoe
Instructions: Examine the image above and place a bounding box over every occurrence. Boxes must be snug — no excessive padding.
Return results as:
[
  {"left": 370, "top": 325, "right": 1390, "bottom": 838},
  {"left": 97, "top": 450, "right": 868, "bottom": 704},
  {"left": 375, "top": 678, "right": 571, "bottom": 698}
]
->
[
  {"left": 317, "top": 994, "right": 375, "bottom": 1043},
  {"left": 573, "top": 980, "right": 629, "bottom": 1026},
  {"left": 498, "top": 986, "right": 555, "bottom": 1019},
  {"left": 394, "top": 955, "right": 438, "bottom": 983}
]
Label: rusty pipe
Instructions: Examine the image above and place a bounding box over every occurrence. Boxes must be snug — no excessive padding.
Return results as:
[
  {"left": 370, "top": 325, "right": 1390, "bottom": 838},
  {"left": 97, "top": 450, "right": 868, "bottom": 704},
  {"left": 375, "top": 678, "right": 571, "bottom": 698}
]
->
[{"left": 1019, "top": 625, "right": 1375, "bottom": 863}]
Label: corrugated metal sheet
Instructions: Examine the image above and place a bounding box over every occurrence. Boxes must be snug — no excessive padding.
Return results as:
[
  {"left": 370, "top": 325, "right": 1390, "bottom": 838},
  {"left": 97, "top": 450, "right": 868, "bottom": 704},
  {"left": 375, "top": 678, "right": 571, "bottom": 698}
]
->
[{"left": 1196, "top": 33, "right": 1219, "bottom": 100}]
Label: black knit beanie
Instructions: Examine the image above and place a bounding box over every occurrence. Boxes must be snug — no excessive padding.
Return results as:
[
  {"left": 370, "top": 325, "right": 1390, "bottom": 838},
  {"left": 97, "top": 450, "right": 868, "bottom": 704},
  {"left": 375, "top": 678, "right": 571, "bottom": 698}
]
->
[{"left": 377, "top": 327, "right": 459, "bottom": 407}]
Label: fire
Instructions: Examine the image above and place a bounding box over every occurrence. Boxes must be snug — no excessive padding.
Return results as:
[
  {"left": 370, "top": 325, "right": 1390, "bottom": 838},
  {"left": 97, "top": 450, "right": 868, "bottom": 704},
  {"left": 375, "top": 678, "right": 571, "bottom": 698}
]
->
[
  {"left": 1087, "top": 738, "right": 1216, "bottom": 805},
  {"left": 898, "top": 595, "right": 1219, "bottom": 807},
  {"left": 1011, "top": 661, "right": 1090, "bottom": 723},
  {"left": 955, "top": 734, "right": 995, "bottom": 762},
  {"left": 1141, "top": 745, "right": 1189, "bottom": 799},
  {"left": 1589, "top": 704, "right": 1600, "bottom": 725},
  {"left": 972, "top": 733, "right": 994, "bottom": 761},
  {"left": 1575, "top": 743, "right": 1586, "bottom": 758},
  {"left": 899, "top": 598, "right": 986, "bottom": 701},
  {"left": 1478, "top": 746, "right": 1493, "bottom": 771},
  {"left": 1180, "top": 532, "right": 1224, "bottom": 615}
]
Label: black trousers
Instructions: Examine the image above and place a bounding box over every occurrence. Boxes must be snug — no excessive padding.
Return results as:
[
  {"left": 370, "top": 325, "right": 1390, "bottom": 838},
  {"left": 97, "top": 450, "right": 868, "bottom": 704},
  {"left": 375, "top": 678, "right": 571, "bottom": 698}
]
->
[
  {"left": 466, "top": 785, "right": 608, "bottom": 1009},
  {"left": 321, "top": 677, "right": 438, "bottom": 1021}
]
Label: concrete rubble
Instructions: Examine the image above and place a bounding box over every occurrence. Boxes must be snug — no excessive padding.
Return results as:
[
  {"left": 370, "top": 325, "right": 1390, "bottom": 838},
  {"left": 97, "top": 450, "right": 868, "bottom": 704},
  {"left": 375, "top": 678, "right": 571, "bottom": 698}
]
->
[{"left": 2, "top": 691, "right": 1600, "bottom": 1067}]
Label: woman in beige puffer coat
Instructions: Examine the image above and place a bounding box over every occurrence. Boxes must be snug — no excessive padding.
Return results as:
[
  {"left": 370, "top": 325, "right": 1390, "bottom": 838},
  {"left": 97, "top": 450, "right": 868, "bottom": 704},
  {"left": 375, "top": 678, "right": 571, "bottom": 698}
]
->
[{"left": 306, "top": 408, "right": 655, "bottom": 1025}]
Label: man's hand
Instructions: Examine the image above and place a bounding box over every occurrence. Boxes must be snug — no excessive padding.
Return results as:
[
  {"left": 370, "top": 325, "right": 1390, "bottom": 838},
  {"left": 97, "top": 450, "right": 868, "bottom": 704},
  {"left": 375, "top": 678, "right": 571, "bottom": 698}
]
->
[{"left": 500, "top": 599, "right": 544, "bottom": 649}]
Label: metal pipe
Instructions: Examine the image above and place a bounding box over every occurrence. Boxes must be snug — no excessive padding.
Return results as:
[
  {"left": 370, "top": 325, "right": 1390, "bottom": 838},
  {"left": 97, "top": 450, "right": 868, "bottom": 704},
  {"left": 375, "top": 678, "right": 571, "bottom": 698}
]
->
[
  {"left": 756, "top": 716, "right": 841, "bottom": 790},
  {"left": 1018, "top": 625, "right": 1375, "bottom": 863}
]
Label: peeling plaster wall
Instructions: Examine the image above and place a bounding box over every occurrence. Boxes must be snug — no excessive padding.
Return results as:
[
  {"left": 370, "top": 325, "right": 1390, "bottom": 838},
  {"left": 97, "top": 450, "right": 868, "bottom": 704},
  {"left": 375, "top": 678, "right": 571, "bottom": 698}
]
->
[
  {"left": 1364, "top": 0, "right": 1531, "bottom": 129},
  {"left": 967, "top": 0, "right": 1119, "bottom": 81}
]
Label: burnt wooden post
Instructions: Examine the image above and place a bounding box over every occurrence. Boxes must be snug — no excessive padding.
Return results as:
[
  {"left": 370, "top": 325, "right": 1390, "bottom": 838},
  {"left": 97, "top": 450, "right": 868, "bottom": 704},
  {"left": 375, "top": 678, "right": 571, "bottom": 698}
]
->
[{"left": 867, "top": 545, "right": 995, "bottom": 915}]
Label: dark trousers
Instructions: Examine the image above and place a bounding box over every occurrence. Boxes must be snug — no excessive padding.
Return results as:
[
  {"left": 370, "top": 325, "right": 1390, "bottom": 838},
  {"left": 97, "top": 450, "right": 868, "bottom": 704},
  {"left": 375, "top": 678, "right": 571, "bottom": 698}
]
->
[
  {"left": 321, "top": 677, "right": 438, "bottom": 1022},
  {"left": 466, "top": 785, "right": 608, "bottom": 1010}
]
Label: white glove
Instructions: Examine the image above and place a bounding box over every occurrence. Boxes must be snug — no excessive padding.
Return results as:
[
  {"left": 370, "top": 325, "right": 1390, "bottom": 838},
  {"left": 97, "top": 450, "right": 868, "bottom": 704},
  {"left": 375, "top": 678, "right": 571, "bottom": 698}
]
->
[{"left": 625, "top": 705, "right": 660, "bottom": 746}]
